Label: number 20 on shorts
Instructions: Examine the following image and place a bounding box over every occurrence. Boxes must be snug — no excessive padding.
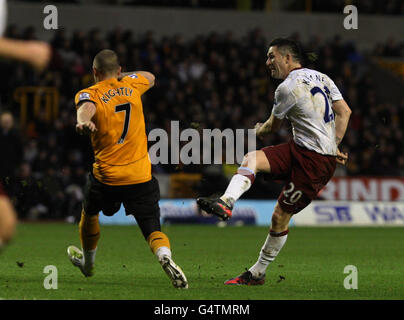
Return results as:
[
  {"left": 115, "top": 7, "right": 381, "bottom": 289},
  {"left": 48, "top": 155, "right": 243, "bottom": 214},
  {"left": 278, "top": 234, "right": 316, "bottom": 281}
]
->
[{"left": 283, "top": 182, "right": 303, "bottom": 204}]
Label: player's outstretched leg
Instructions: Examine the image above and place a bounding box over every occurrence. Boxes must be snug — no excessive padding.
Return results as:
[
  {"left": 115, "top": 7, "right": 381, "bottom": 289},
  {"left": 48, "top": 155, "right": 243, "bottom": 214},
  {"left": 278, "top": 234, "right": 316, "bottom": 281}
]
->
[
  {"left": 196, "top": 165, "right": 253, "bottom": 220},
  {"left": 196, "top": 197, "right": 233, "bottom": 221},
  {"left": 197, "top": 151, "right": 269, "bottom": 220},
  {"left": 67, "top": 245, "right": 94, "bottom": 277},
  {"left": 67, "top": 210, "right": 99, "bottom": 277},
  {"left": 160, "top": 255, "right": 188, "bottom": 289},
  {"left": 147, "top": 231, "right": 188, "bottom": 289}
]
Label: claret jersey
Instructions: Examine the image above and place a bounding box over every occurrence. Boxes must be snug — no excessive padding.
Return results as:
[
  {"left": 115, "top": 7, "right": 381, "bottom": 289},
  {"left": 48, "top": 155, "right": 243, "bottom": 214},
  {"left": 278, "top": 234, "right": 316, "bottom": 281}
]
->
[
  {"left": 271, "top": 68, "right": 343, "bottom": 156},
  {"left": 74, "top": 73, "right": 151, "bottom": 185}
]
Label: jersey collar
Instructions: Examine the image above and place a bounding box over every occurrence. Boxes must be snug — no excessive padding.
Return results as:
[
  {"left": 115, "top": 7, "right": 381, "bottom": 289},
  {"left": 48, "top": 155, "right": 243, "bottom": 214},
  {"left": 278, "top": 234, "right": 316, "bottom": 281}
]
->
[{"left": 290, "top": 67, "right": 304, "bottom": 73}]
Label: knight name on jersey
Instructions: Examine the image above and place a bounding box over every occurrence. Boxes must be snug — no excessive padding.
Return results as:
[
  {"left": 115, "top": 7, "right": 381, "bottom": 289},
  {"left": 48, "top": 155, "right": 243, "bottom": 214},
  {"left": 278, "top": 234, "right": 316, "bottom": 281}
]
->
[
  {"left": 101, "top": 87, "right": 133, "bottom": 103},
  {"left": 304, "top": 73, "right": 325, "bottom": 83}
]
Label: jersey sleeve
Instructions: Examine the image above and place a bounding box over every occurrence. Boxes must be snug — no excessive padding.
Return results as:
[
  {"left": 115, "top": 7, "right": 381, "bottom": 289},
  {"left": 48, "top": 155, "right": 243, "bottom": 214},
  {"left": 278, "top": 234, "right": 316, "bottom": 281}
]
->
[
  {"left": 74, "top": 89, "right": 97, "bottom": 108},
  {"left": 327, "top": 78, "right": 343, "bottom": 101},
  {"left": 271, "top": 82, "right": 296, "bottom": 120},
  {"left": 122, "top": 73, "right": 150, "bottom": 96}
]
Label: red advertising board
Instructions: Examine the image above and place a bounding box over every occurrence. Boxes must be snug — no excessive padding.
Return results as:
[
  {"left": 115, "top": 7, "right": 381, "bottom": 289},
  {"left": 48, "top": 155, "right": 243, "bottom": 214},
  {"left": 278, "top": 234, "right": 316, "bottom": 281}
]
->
[{"left": 319, "top": 177, "right": 404, "bottom": 201}]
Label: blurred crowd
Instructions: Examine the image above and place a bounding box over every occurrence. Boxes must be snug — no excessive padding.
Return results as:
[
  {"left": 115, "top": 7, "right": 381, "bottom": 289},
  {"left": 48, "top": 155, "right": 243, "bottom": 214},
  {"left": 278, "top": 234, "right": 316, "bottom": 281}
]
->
[
  {"left": 372, "top": 37, "right": 404, "bottom": 57},
  {"left": 0, "top": 25, "right": 403, "bottom": 220}
]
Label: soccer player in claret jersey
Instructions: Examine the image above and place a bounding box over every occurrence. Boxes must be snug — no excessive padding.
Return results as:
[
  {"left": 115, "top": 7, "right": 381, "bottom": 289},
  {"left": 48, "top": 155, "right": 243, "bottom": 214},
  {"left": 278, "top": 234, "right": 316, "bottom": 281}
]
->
[
  {"left": 67, "top": 49, "right": 188, "bottom": 289},
  {"left": 197, "top": 38, "right": 351, "bottom": 285}
]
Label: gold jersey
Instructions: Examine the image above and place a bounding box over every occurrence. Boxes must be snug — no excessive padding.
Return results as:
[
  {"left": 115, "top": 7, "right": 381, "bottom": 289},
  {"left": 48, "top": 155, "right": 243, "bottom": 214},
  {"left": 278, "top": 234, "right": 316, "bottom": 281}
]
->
[{"left": 74, "top": 73, "right": 151, "bottom": 185}]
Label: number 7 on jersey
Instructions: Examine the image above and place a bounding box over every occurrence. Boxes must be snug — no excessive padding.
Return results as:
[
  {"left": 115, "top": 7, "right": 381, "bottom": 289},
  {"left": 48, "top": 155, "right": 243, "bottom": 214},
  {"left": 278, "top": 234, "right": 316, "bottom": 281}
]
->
[{"left": 115, "top": 103, "right": 131, "bottom": 144}]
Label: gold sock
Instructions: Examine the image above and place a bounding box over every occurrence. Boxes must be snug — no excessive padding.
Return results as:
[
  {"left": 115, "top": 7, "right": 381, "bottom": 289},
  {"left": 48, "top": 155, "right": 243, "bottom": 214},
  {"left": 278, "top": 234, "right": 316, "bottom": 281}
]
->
[
  {"left": 147, "top": 231, "right": 170, "bottom": 254},
  {"left": 79, "top": 210, "right": 100, "bottom": 251}
]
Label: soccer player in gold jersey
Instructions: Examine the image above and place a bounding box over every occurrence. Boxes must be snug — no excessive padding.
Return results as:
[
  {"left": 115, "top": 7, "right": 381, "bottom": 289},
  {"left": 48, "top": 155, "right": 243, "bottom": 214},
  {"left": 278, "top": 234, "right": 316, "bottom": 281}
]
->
[{"left": 67, "top": 49, "right": 188, "bottom": 289}]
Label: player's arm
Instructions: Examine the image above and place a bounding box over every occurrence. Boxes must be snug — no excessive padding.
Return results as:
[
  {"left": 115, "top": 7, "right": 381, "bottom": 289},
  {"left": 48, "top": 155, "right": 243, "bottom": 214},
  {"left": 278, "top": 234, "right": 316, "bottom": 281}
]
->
[
  {"left": 76, "top": 101, "right": 97, "bottom": 135},
  {"left": 332, "top": 99, "right": 352, "bottom": 165},
  {"left": 332, "top": 99, "right": 351, "bottom": 146},
  {"left": 118, "top": 71, "right": 155, "bottom": 88},
  {"left": 255, "top": 83, "right": 293, "bottom": 138},
  {"left": 0, "top": 38, "right": 51, "bottom": 71},
  {"left": 255, "top": 113, "right": 283, "bottom": 139}
]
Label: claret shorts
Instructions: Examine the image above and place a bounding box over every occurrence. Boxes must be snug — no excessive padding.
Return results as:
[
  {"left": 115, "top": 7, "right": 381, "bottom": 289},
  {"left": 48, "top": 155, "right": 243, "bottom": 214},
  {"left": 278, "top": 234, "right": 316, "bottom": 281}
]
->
[{"left": 261, "top": 140, "right": 336, "bottom": 214}]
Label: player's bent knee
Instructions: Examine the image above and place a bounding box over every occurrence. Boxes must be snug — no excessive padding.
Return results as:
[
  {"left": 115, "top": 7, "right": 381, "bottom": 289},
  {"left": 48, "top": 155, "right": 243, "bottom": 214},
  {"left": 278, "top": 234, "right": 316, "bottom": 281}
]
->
[
  {"left": 241, "top": 150, "right": 270, "bottom": 173},
  {"left": 241, "top": 151, "right": 255, "bottom": 167}
]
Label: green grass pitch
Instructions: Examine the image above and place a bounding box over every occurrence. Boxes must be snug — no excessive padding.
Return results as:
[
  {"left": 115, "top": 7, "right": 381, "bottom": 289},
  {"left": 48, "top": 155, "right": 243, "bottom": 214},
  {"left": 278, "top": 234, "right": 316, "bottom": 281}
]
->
[{"left": 0, "top": 223, "right": 403, "bottom": 300}]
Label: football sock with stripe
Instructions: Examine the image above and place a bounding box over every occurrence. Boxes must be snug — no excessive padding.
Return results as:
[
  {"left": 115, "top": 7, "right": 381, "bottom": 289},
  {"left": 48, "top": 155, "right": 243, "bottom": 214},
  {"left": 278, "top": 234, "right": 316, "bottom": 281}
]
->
[
  {"left": 249, "top": 229, "right": 289, "bottom": 278},
  {"left": 147, "top": 231, "right": 171, "bottom": 261},
  {"left": 220, "top": 167, "right": 256, "bottom": 207},
  {"left": 79, "top": 210, "right": 100, "bottom": 268}
]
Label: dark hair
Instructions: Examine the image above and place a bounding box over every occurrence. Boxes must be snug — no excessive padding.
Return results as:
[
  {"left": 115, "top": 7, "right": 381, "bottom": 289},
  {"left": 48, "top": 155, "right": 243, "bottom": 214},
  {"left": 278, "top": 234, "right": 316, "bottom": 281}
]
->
[
  {"left": 93, "top": 49, "right": 120, "bottom": 75},
  {"left": 269, "top": 38, "right": 317, "bottom": 66}
]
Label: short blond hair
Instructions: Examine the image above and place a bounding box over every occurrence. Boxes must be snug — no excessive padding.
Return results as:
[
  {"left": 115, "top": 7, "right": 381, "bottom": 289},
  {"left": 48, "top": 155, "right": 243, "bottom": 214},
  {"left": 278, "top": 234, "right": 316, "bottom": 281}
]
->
[{"left": 93, "top": 49, "right": 120, "bottom": 75}]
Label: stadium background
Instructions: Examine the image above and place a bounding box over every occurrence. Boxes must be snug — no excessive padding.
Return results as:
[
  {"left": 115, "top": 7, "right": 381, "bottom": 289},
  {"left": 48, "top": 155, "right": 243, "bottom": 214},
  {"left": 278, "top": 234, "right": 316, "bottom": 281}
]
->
[
  {"left": 1, "top": 0, "right": 404, "bottom": 302},
  {"left": 1, "top": 0, "right": 404, "bottom": 226}
]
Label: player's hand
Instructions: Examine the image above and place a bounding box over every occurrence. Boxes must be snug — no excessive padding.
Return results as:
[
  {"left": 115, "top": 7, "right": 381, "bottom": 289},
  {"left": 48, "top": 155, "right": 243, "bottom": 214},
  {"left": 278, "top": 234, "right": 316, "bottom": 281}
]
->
[
  {"left": 336, "top": 148, "right": 348, "bottom": 165},
  {"left": 26, "top": 41, "right": 51, "bottom": 71},
  {"left": 76, "top": 121, "right": 97, "bottom": 135}
]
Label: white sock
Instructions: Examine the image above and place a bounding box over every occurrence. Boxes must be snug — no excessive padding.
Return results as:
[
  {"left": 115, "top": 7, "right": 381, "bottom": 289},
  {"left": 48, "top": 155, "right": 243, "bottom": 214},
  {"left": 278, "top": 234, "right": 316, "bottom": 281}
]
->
[
  {"left": 220, "top": 172, "right": 253, "bottom": 207},
  {"left": 155, "top": 246, "right": 172, "bottom": 261},
  {"left": 249, "top": 230, "right": 289, "bottom": 278},
  {"left": 83, "top": 248, "right": 97, "bottom": 268}
]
